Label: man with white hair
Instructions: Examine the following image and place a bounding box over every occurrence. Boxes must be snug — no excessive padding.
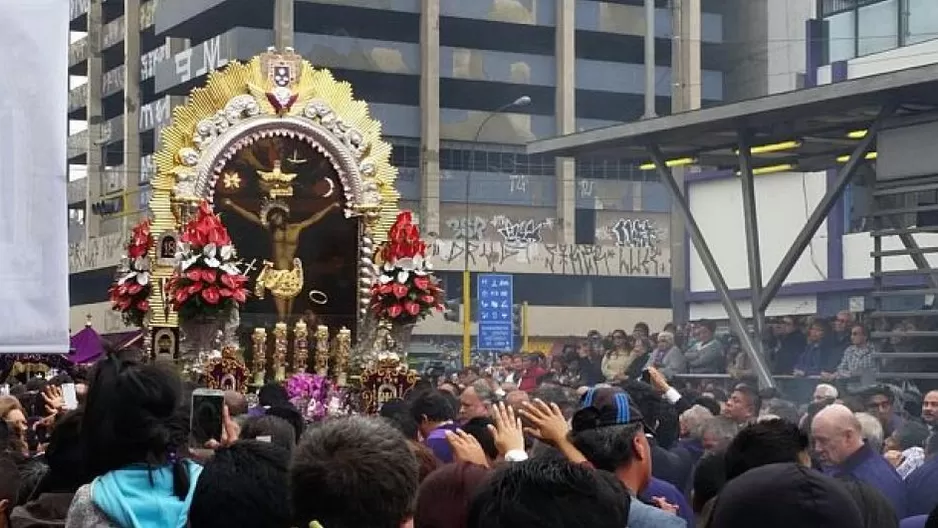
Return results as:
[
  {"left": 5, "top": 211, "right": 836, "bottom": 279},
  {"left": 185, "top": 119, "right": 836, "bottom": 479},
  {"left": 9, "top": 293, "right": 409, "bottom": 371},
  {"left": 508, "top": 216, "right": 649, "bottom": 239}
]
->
[
  {"left": 812, "top": 383, "right": 838, "bottom": 403},
  {"left": 678, "top": 405, "right": 712, "bottom": 463},
  {"left": 811, "top": 404, "right": 906, "bottom": 517}
]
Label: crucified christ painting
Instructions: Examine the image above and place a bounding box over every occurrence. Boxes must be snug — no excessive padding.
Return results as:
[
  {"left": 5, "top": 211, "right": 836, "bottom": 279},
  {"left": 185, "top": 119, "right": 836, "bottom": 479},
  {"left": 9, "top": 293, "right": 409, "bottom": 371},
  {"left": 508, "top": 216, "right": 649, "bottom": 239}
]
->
[{"left": 215, "top": 136, "right": 358, "bottom": 333}]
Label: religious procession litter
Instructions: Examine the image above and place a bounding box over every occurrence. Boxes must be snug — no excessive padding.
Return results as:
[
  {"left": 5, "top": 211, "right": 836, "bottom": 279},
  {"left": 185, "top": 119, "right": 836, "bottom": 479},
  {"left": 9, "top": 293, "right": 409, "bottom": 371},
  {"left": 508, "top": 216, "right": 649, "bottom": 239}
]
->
[{"left": 4, "top": 47, "right": 938, "bottom": 528}]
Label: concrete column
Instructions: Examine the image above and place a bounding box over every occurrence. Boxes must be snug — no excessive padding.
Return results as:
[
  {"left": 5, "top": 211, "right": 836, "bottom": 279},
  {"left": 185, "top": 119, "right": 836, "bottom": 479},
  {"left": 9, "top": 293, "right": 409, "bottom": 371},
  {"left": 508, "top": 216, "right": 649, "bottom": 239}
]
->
[
  {"left": 84, "top": 0, "right": 104, "bottom": 245},
  {"left": 668, "top": 0, "right": 701, "bottom": 324},
  {"left": 124, "top": 0, "right": 142, "bottom": 231},
  {"left": 554, "top": 0, "right": 576, "bottom": 245},
  {"left": 419, "top": 0, "right": 441, "bottom": 235},
  {"left": 274, "top": 0, "right": 295, "bottom": 50}
]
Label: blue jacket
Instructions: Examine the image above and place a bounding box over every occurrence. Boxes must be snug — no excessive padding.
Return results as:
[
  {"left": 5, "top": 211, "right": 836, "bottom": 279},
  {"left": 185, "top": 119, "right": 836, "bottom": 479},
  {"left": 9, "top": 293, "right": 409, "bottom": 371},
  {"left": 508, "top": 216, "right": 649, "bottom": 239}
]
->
[
  {"left": 825, "top": 443, "right": 906, "bottom": 518},
  {"left": 794, "top": 342, "right": 825, "bottom": 375},
  {"left": 905, "top": 456, "right": 938, "bottom": 516},
  {"left": 93, "top": 461, "right": 202, "bottom": 528}
]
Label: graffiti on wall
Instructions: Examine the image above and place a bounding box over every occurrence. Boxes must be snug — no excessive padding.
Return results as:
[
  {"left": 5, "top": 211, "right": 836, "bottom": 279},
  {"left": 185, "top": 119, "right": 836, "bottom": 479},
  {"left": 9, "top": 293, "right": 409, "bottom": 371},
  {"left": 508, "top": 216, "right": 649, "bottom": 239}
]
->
[
  {"left": 492, "top": 216, "right": 553, "bottom": 248},
  {"left": 429, "top": 239, "right": 669, "bottom": 277},
  {"left": 445, "top": 216, "right": 489, "bottom": 241},
  {"left": 444, "top": 215, "right": 555, "bottom": 246},
  {"left": 597, "top": 218, "right": 660, "bottom": 248}
]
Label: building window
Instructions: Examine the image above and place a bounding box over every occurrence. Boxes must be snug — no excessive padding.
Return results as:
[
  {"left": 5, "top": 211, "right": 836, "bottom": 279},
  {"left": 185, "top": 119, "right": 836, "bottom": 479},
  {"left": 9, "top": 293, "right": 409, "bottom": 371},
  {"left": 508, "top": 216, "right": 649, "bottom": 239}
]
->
[
  {"left": 827, "top": 10, "right": 857, "bottom": 62},
  {"left": 858, "top": 0, "right": 899, "bottom": 56},
  {"left": 905, "top": 0, "right": 938, "bottom": 45}
]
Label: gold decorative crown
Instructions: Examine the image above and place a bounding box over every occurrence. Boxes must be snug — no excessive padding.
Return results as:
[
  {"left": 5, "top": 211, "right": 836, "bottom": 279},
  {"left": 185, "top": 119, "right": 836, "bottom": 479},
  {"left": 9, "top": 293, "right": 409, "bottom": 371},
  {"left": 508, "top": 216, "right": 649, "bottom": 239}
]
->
[{"left": 259, "top": 198, "right": 291, "bottom": 227}]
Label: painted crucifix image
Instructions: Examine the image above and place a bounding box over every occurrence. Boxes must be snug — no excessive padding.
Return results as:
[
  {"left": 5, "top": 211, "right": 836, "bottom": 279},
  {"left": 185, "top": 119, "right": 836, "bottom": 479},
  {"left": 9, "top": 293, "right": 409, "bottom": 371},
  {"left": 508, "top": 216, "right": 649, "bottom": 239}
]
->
[{"left": 216, "top": 137, "right": 358, "bottom": 332}]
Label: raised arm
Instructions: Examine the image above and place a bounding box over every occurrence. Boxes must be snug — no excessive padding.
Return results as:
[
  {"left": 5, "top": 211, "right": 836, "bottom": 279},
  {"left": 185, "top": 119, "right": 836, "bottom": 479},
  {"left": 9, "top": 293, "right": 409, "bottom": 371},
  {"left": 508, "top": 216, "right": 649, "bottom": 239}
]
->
[
  {"left": 296, "top": 201, "right": 340, "bottom": 230},
  {"left": 223, "top": 198, "right": 262, "bottom": 226}
]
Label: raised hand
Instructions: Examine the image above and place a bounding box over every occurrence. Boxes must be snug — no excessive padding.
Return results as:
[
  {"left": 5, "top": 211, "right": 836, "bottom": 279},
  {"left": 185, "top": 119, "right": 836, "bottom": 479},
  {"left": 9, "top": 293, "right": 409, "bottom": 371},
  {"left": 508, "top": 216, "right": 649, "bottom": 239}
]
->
[
  {"left": 519, "top": 399, "right": 569, "bottom": 446},
  {"left": 445, "top": 429, "right": 490, "bottom": 468},
  {"left": 489, "top": 402, "right": 525, "bottom": 456}
]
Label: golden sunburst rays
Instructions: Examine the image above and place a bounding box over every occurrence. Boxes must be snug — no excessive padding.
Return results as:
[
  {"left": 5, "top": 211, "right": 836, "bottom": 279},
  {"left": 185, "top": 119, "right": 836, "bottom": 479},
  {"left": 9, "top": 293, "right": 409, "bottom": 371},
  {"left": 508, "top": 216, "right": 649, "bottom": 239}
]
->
[{"left": 152, "top": 54, "right": 399, "bottom": 242}]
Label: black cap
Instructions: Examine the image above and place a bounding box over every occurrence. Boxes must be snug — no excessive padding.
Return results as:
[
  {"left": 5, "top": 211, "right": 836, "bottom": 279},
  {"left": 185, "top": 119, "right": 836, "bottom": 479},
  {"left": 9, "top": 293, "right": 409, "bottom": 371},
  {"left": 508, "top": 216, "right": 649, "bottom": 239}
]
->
[
  {"left": 710, "top": 463, "right": 864, "bottom": 528},
  {"left": 572, "top": 387, "right": 647, "bottom": 434}
]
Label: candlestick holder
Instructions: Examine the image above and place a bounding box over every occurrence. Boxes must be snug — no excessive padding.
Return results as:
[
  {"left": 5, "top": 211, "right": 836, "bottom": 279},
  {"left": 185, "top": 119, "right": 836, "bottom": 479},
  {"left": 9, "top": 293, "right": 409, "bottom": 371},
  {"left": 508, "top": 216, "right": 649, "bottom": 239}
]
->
[
  {"left": 273, "top": 322, "right": 288, "bottom": 382},
  {"left": 293, "top": 320, "right": 309, "bottom": 372},
  {"left": 251, "top": 327, "right": 267, "bottom": 386},
  {"left": 314, "top": 325, "right": 330, "bottom": 376},
  {"left": 335, "top": 327, "right": 351, "bottom": 387}
]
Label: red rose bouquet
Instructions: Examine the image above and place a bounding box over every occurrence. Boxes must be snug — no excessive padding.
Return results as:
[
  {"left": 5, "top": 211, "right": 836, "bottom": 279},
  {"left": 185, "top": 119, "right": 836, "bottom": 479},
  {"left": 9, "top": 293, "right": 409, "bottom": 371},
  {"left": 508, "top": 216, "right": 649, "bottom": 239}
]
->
[
  {"left": 166, "top": 201, "right": 249, "bottom": 321},
  {"left": 108, "top": 219, "right": 153, "bottom": 326},
  {"left": 370, "top": 211, "right": 444, "bottom": 325}
]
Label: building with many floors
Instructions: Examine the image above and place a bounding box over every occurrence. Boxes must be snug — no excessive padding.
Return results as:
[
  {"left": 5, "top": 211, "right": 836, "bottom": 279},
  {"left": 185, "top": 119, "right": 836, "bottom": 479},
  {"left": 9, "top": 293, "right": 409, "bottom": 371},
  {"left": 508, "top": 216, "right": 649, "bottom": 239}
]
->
[{"left": 66, "top": 0, "right": 756, "bottom": 355}]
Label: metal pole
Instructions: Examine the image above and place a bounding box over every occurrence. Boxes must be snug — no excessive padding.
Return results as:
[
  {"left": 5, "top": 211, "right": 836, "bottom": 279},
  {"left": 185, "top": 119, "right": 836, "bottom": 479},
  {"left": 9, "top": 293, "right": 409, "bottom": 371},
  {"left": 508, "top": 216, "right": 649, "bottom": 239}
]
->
[
  {"left": 648, "top": 145, "right": 775, "bottom": 389},
  {"left": 461, "top": 97, "right": 530, "bottom": 367},
  {"left": 643, "top": 0, "right": 657, "bottom": 119},
  {"left": 737, "top": 130, "right": 766, "bottom": 353},
  {"left": 522, "top": 301, "right": 529, "bottom": 350},
  {"left": 759, "top": 103, "right": 897, "bottom": 312}
]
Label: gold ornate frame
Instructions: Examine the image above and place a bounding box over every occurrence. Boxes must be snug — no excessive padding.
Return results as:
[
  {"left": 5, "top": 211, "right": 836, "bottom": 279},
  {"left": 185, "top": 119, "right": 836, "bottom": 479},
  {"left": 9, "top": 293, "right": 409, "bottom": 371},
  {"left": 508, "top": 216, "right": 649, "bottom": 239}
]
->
[{"left": 147, "top": 48, "right": 399, "bottom": 329}]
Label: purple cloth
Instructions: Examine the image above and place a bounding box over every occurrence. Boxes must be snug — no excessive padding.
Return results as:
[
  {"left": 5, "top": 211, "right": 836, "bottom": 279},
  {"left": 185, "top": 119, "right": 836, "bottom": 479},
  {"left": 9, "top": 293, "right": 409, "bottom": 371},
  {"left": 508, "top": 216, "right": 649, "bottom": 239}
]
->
[
  {"left": 900, "top": 516, "right": 927, "bottom": 528},
  {"left": 825, "top": 443, "right": 907, "bottom": 518},
  {"left": 905, "top": 456, "right": 938, "bottom": 516},
  {"left": 68, "top": 326, "right": 104, "bottom": 364},
  {"left": 423, "top": 423, "right": 459, "bottom": 463},
  {"left": 641, "top": 477, "right": 694, "bottom": 527}
]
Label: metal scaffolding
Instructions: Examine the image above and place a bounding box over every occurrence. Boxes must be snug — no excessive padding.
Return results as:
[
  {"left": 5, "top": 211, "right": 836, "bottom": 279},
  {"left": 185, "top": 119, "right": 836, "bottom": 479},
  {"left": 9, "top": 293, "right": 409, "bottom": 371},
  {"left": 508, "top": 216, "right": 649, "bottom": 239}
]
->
[{"left": 529, "top": 64, "right": 938, "bottom": 388}]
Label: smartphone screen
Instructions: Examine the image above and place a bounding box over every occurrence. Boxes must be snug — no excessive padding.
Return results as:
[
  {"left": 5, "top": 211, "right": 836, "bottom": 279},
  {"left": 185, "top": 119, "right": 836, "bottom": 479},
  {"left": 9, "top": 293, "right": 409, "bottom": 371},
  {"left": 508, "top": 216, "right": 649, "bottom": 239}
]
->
[
  {"left": 190, "top": 389, "right": 225, "bottom": 446},
  {"left": 62, "top": 383, "right": 78, "bottom": 410}
]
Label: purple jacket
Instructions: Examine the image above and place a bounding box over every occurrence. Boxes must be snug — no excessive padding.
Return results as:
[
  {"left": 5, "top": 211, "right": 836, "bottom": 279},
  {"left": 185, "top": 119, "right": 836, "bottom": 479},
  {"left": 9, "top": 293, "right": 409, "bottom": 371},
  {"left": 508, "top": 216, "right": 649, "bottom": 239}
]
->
[
  {"left": 641, "top": 477, "right": 693, "bottom": 527},
  {"left": 825, "top": 443, "right": 907, "bottom": 518},
  {"left": 423, "top": 423, "right": 459, "bottom": 463}
]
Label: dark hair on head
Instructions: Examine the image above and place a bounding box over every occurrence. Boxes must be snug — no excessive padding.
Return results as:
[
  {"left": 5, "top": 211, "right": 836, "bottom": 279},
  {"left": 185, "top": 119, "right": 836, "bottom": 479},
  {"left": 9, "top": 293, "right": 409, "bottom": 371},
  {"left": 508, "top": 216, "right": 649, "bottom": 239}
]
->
[
  {"left": 410, "top": 441, "right": 442, "bottom": 484},
  {"left": 81, "top": 353, "right": 189, "bottom": 499},
  {"left": 710, "top": 387, "right": 728, "bottom": 403},
  {"left": 693, "top": 452, "right": 726, "bottom": 513},
  {"left": 634, "top": 322, "right": 650, "bottom": 335},
  {"left": 570, "top": 423, "right": 643, "bottom": 473},
  {"left": 189, "top": 440, "right": 292, "bottom": 528},
  {"left": 619, "top": 379, "right": 665, "bottom": 427},
  {"left": 290, "top": 416, "right": 418, "bottom": 528},
  {"left": 264, "top": 404, "right": 305, "bottom": 443},
  {"left": 894, "top": 421, "right": 931, "bottom": 451},
  {"left": 240, "top": 415, "right": 297, "bottom": 454},
  {"left": 34, "top": 409, "right": 89, "bottom": 495},
  {"left": 694, "top": 396, "right": 723, "bottom": 417},
  {"left": 724, "top": 419, "right": 808, "bottom": 481},
  {"left": 699, "top": 320, "right": 717, "bottom": 333},
  {"left": 380, "top": 399, "right": 419, "bottom": 441},
  {"left": 415, "top": 462, "right": 491, "bottom": 528},
  {"left": 467, "top": 458, "right": 629, "bottom": 528},
  {"left": 257, "top": 382, "right": 290, "bottom": 408},
  {"left": 461, "top": 417, "right": 498, "bottom": 460},
  {"left": 834, "top": 475, "right": 899, "bottom": 528},
  {"left": 864, "top": 385, "right": 895, "bottom": 404},
  {"left": 409, "top": 390, "right": 456, "bottom": 425},
  {"left": 811, "top": 318, "right": 832, "bottom": 334},
  {"left": 733, "top": 385, "right": 762, "bottom": 416}
]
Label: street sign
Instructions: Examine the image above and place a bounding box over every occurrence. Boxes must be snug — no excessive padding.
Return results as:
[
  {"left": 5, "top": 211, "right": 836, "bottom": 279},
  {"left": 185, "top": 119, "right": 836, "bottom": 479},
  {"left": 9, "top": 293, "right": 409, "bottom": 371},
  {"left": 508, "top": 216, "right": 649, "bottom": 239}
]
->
[{"left": 477, "top": 273, "right": 513, "bottom": 352}]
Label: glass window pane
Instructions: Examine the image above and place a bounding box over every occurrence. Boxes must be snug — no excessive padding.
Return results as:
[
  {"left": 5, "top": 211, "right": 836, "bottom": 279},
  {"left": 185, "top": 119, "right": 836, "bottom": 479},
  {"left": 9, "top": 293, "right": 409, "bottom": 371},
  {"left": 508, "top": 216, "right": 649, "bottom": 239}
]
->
[
  {"left": 858, "top": 0, "right": 898, "bottom": 56},
  {"left": 907, "top": 0, "right": 938, "bottom": 45},
  {"left": 827, "top": 10, "right": 857, "bottom": 62}
]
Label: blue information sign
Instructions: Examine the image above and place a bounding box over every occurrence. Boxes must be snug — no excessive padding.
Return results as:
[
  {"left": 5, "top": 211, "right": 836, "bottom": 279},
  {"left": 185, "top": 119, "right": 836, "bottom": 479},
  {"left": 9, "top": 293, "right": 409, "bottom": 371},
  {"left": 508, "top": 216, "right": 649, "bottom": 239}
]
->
[{"left": 477, "top": 274, "right": 513, "bottom": 352}]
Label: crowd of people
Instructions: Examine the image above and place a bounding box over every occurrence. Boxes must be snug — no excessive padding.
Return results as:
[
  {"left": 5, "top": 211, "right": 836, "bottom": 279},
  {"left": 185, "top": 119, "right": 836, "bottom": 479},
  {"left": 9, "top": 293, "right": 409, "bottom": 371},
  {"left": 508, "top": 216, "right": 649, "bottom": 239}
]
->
[{"left": 1, "top": 313, "right": 938, "bottom": 527}]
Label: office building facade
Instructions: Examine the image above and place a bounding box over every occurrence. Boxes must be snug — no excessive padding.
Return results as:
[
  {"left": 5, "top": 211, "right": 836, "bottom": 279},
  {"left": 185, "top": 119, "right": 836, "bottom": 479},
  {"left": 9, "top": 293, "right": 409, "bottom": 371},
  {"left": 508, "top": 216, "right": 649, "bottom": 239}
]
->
[{"left": 67, "top": 0, "right": 732, "bottom": 352}]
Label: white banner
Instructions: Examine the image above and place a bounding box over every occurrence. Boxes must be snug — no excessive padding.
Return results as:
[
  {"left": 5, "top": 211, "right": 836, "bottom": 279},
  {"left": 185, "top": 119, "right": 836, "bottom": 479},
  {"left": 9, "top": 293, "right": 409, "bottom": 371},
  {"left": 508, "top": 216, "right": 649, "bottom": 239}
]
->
[{"left": 0, "top": 0, "right": 70, "bottom": 353}]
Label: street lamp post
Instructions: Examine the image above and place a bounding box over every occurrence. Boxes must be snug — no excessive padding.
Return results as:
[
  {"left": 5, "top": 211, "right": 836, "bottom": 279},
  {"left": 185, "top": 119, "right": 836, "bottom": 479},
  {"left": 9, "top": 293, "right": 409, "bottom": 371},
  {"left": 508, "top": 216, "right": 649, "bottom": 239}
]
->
[{"left": 462, "top": 95, "right": 532, "bottom": 368}]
